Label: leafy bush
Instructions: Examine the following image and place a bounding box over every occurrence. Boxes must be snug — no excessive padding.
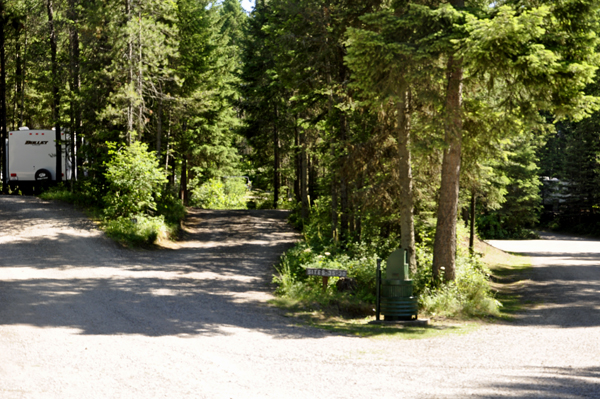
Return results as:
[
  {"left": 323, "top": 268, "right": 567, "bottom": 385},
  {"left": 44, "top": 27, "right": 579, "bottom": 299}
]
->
[
  {"left": 414, "top": 250, "right": 502, "bottom": 318},
  {"left": 190, "top": 177, "right": 248, "bottom": 209},
  {"left": 36, "top": 143, "right": 184, "bottom": 247},
  {"left": 103, "top": 141, "right": 167, "bottom": 218},
  {"left": 156, "top": 188, "right": 186, "bottom": 224},
  {"left": 275, "top": 244, "right": 380, "bottom": 302}
]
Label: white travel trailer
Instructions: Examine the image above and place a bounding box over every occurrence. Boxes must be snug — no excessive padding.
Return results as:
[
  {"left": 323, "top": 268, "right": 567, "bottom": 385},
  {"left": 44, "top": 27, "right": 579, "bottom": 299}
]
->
[{"left": 5, "top": 127, "right": 75, "bottom": 186}]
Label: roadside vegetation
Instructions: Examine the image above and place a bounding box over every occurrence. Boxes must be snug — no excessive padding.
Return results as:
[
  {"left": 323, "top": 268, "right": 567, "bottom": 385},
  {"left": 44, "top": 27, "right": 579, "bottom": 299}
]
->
[
  {"left": 272, "top": 223, "right": 504, "bottom": 324},
  {"left": 190, "top": 177, "right": 249, "bottom": 210},
  {"left": 478, "top": 241, "right": 534, "bottom": 319}
]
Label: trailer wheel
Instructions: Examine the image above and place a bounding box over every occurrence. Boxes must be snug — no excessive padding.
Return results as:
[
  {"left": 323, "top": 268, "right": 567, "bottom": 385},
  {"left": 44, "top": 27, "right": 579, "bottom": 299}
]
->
[{"left": 35, "top": 169, "right": 52, "bottom": 181}]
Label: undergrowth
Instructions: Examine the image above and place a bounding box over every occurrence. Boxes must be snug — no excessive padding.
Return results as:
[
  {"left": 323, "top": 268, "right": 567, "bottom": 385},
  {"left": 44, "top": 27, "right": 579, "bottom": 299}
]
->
[
  {"left": 190, "top": 177, "right": 249, "bottom": 209},
  {"left": 272, "top": 209, "right": 502, "bottom": 321},
  {"left": 415, "top": 248, "right": 502, "bottom": 318},
  {"left": 103, "top": 214, "right": 178, "bottom": 246}
]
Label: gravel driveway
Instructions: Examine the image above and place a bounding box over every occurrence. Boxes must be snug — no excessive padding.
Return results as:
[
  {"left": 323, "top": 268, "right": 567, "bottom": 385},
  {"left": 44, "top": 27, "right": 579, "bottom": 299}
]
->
[{"left": 1, "top": 196, "right": 599, "bottom": 398}]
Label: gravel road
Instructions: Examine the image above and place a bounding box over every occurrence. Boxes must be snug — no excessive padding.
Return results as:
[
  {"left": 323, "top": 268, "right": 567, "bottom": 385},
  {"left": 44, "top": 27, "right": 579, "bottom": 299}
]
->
[{"left": 1, "top": 196, "right": 599, "bottom": 398}]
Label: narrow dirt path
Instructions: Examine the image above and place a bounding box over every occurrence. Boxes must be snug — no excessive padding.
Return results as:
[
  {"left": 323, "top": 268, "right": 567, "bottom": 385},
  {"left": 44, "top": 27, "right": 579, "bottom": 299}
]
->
[{"left": 1, "top": 196, "right": 599, "bottom": 398}]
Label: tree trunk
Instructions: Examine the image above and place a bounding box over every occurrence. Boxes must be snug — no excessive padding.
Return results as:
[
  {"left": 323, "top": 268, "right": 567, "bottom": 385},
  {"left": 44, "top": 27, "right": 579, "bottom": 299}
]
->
[
  {"left": 168, "top": 151, "right": 175, "bottom": 186},
  {"left": 13, "top": 18, "right": 22, "bottom": 131},
  {"left": 126, "top": 0, "right": 133, "bottom": 144},
  {"left": 339, "top": 113, "right": 349, "bottom": 243},
  {"left": 294, "top": 121, "right": 300, "bottom": 202},
  {"left": 180, "top": 122, "right": 188, "bottom": 204},
  {"left": 156, "top": 96, "right": 162, "bottom": 157},
  {"left": 273, "top": 105, "right": 279, "bottom": 209},
  {"left": 396, "top": 88, "right": 417, "bottom": 273},
  {"left": 356, "top": 173, "right": 363, "bottom": 240},
  {"left": 47, "top": 0, "right": 61, "bottom": 183},
  {"left": 0, "top": 7, "right": 7, "bottom": 192},
  {"left": 19, "top": 33, "right": 26, "bottom": 128},
  {"left": 340, "top": 177, "right": 349, "bottom": 242},
  {"left": 180, "top": 156, "right": 187, "bottom": 205},
  {"left": 308, "top": 155, "right": 317, "bottom": 204},
  {"left": 137, "top": 6, "right": 143, "bottom": 137},
  {"left": 433, "top": 51, "right": 463, "bottom": 282},
  {"left": 165, "top": 108, "right": 171, "bottom": 173},
  {"left": 69, "top": 0, "right": 80, "bottom": 183},
  {"left": 300, "top": 131, "right": 308, "bottom": 220},
  {"left": 331, "top": 179, "right": 338, "bottom": 242},
  {"left": 469, "top": 192, "right": 476, "bottom": 254}
]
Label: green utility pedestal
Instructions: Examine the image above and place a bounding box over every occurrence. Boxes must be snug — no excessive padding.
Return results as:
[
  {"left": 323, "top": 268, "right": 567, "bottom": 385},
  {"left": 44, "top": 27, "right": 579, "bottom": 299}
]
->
[{"left": 379, "top": 248, "right": 418, "bottom": 321}]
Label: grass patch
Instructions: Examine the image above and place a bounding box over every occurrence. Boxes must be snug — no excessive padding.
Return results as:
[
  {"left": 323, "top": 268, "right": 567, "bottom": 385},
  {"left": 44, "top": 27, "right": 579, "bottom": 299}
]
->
[
  {"left": 270, "top": 296, "right": 481, "bottom": 339},
  {"left": 37, "top": 184, "right": 104, "bottom": 221},
  {"left": 102, "top": 214, "right": 178, "bottom": 248},
  {"left": 313, "top": 320, "right": 480, "bottom": 340},
  {"left": 38, "top": 187, "right": 77, "bottom": 202},
  {"left": 477, "top": 238, "right": 534, "bottom": 319}
]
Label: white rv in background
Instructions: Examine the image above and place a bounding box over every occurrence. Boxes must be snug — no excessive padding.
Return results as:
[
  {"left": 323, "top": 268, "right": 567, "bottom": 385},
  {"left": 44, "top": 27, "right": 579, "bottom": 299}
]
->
[{"left": 5, "top": 127, "right": 75, "bottom": 185}]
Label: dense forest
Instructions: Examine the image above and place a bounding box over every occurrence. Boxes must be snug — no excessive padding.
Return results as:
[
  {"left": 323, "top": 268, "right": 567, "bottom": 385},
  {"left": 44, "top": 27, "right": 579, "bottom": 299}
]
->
[{"left": 1, "top": 0, "right": 600, "bottom": 313}]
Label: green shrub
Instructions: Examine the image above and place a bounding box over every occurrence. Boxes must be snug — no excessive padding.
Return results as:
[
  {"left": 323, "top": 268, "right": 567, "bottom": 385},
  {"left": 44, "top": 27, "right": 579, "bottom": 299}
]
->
[
  {"left": 190, "top": 177, "right": 248, "bottom": 209},
  {"left": 36, "top": 145, "right": 183, "bottom": 248},
  {"left": 273, "top": 241, "right": 381, "bottom": 314},
  {"left": 156, "top": 188, "right": 186, "bottom": 224},
  {"left": 415, "top": 251, "right": 502, "bottom": 318},
  {"left": 103, "top": 141, "right": 167, "bottom": 218}
]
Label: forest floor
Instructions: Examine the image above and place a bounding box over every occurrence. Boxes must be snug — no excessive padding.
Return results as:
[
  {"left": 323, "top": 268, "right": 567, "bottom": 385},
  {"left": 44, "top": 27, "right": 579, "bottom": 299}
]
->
[{"left": 0, "top": 195, "right": 599, "bottom": 398}]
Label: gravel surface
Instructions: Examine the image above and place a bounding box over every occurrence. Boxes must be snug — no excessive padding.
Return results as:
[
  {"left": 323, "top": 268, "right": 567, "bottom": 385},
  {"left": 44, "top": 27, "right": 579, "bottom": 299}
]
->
[{"left": 1, "top": 196, "right": 599, "bottom": 398}]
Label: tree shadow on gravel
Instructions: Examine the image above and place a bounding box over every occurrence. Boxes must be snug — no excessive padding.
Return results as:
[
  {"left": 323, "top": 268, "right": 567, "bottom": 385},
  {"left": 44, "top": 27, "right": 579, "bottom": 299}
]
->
[
  {"left": 0, "top": 275, "right": 330, "bottom": 339},
  {"left": 508, "top": 263, "right": 600, "bottom": 328},
  {"left": 503, "top": 252, "right": 600, "bottom": 260},
  {"left": 489, "top": 234, "right": 600, "bottom": 328},
  {"left": 473, "top": 366, "right": 600, "bottom": 398},
  {"left": 537, "top": 231, "right": 600, "bottom": 241},
  {"left": 0, "top": 204, "right": 339, "bottom": 339},
  {"left": 0, "top": 195, "right": 97, "bottom": 232}
]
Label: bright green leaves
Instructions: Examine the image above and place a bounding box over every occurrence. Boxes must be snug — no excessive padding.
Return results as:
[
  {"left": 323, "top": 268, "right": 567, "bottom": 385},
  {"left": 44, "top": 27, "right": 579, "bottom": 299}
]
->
[
  {"left": 103, "top": 141, "right": 168, "bottom": 218},
  {"left": 460, "top": 3, "right": 600, "bottom": 121},
  {"left": 460, "top": 6, "right": 552, "bottom": 76}
]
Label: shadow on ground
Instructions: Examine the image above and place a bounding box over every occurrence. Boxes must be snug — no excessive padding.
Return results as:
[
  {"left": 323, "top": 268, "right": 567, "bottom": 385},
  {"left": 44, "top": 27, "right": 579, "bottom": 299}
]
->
[
  {"left": 490, "top": 234, "right": 600, "bottom": 328},
  {"left": 473, "top": 366, "right": 600, "bottom": 398},
  {"left": 0, "top": 275, "right": 319, "bottom": 338},
  {"left": 0, "top": 199, "right": 333, "bottom": 338}
]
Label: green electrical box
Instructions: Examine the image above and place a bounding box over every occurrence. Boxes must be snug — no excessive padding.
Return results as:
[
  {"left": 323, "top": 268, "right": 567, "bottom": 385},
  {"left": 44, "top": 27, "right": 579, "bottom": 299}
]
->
[
  {"left": 385, "top": 248, "right": 409, "bottom": 280},
  {"left": 379, "top": 247, "right": 418, "bottom": 320}
]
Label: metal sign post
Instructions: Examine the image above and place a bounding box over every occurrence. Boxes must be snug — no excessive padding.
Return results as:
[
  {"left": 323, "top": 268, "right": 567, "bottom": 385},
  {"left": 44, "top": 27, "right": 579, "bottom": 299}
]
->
[{"left": 376, "top": 258, "right": 381, "bottom": 321}]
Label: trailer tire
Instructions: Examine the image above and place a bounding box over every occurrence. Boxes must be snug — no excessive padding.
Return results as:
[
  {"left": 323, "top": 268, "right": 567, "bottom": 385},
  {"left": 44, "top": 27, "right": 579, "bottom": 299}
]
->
[{"left": 35, "top": 169, "right": 52, "bottom": 181}]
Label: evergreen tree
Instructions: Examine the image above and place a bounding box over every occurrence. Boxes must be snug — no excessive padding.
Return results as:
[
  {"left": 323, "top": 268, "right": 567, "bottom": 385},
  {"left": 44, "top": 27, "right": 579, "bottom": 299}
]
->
[{"left": 476, "top": 135, "right": 542, "bottom": 239}]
